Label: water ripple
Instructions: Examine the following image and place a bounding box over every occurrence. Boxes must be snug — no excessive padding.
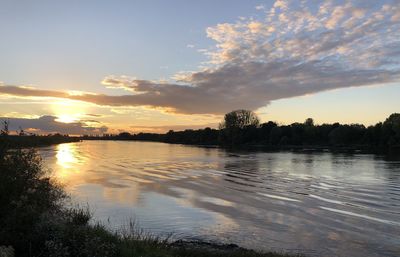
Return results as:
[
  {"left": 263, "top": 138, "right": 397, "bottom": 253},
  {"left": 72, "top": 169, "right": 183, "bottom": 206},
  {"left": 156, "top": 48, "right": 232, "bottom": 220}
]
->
[{"left": 40, "top": 141, "right": 400, "bottom": 257}]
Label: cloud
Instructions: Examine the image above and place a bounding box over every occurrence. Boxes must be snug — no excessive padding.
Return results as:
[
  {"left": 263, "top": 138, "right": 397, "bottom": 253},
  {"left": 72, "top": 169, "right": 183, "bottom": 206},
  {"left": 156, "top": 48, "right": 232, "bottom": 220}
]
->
[
  {"left": 1, "top": 1, "right": 399, "bottom": 115},
  {"left": 0, "top": 115, "right": 108, "bottom": 135},
  {"left": 0, "top": 85, "right": 69, "bottom": 98},
  {"left": 85, "top": 113, "right": 103, "bottom": 117},
  {"left": 255, "top": 5, "right": 265, "bottom": 10},
  {"left": 273, "top": 0, "right": 289, "bottom": 11}
]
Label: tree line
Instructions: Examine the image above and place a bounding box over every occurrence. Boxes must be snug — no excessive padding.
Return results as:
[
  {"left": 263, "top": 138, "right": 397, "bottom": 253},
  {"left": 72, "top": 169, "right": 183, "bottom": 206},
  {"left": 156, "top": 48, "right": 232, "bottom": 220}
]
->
[
  {"left": 0, "top": 120, "right": 80, "bottom": 148},
  {"left": 88, "top": 110, "right": 400, "bottom": 153}
]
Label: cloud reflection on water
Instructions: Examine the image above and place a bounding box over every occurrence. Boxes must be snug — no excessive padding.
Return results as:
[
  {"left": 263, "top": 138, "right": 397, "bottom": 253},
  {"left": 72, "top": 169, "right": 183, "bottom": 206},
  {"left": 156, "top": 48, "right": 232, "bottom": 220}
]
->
[{"left": 42, "top": 141, "right": 400, "bottom": 257}]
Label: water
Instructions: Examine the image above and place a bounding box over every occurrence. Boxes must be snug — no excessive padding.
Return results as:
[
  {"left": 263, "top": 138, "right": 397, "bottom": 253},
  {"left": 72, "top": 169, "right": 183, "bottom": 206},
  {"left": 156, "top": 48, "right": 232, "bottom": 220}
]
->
[{"left": 39, "top": 141, "right": 400, "bottom": 257}]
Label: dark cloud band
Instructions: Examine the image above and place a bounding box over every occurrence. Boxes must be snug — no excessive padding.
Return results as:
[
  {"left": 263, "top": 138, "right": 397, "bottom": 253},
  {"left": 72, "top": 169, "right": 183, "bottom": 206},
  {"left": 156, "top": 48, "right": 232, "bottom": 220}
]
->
[{"left": 0, "top": 115, "right": 107, "bottom": 135}]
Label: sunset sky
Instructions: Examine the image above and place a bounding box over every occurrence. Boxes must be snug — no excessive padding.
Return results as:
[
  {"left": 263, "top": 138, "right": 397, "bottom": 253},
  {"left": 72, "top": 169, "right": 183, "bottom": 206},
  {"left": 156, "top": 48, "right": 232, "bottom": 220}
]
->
[{"left": 0, "top": 0, "right": 399, "bottom": 135}]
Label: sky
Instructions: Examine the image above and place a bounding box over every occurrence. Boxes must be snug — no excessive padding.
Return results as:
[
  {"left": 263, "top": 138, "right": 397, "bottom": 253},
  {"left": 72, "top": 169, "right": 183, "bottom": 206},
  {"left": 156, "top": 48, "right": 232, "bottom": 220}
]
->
[{"left": 0, "top": 0, "right": 399, "bottom": 135}]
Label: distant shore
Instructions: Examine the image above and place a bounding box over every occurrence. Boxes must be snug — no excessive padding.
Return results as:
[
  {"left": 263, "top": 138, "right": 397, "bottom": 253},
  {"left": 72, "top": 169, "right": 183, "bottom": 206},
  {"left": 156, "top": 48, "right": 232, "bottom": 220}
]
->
[
  {"left": 0, "top": 134, "right": 80, "bottom": 148},
  {"left": 4, "top": 134, "right": 400, "bottom": 156},
  {"left": 82, "top": 136, "right": 400, "bottom": 156},
  {"left": 2, "top": 133, "right": 400, "bottom": 160},
  {"left": 80, "top": 113, "right": 400, "bottom": 155}
]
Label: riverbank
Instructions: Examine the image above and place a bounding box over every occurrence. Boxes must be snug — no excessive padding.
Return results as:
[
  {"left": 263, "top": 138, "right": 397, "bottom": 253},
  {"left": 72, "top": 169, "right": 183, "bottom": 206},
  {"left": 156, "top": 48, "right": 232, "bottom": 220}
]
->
[
  {"left": 1, "top": 134, "right": 80, "bottom": 148},
  {"left": 83, "top": 137, "right": 400, "bottom": 156},
  {"left": 0, "top": 141, "right": 303, "bottom": 257}
]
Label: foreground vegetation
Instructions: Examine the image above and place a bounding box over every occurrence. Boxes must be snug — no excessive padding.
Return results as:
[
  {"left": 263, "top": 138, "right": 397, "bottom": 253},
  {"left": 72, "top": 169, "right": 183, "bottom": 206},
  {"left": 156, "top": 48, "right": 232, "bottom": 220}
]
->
[
  {"left": 0, "top": 137, "right": 301, "bottom": 257},
  {"left": 86, "top": 111, "right": 400, "bottom": 154}
]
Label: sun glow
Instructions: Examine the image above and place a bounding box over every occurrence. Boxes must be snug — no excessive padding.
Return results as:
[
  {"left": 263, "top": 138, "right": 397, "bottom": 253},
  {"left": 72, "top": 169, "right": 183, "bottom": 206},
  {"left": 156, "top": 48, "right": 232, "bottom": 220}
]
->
[
  {"left": 52, "top": 99, "right": 87, "bottom": 123},
  {"left": 56, "top": 114, "right": 78, "bottom": 123},
  {"left": 55, "top": 143, "right": 86, "bottom": 182},
  {"left": 56, "top": 143, "right": 77, "bottom": 169}
]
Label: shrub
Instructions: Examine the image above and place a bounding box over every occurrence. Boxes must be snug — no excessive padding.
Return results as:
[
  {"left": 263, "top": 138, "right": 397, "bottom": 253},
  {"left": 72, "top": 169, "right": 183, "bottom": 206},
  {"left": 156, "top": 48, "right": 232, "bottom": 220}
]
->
[
  {"left": 0, "top": 144, "right": 117, "bottom": 257},
  {"left": 0, "top": 147, "right": 65, "bottom": 256}
]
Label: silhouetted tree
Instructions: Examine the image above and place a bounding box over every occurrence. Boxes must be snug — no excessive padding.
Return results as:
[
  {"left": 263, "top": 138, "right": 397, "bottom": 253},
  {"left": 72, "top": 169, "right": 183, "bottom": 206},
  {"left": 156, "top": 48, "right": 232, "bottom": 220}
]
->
[
  {"left": 118, "top": 132, "right": 132, "bottom": 139},
  {"left": 1, "top": 120, "right": 9, "bottom": 136},
  {"left": 259, "top": 121, "right": 277, "bottom": 144},
  {"left": 382, "top": 113, "right": 400, "bottom": 146},
  {"left": 304, "top": 118, "right": 314, "bottom": 126},
  {"left": 219, "top": 110, "right": 260, "bottom": 146},
  {"left": 269, "top": 126, "right": 282, "bottom": 145},
  {"left": 18, "top": 126, "right": 25, "bottom": 136},
  {"left": 220, "top": 110, "right": 259, "bottom": 129}
]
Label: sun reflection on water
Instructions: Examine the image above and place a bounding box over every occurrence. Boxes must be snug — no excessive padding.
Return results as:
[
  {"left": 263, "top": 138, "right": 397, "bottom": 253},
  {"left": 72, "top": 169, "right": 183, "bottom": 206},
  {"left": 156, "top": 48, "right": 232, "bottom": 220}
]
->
[
  {"left": 56, "top": 143, "right": 78, "bottom": 168},
  {"left": 55, "top": 143, "right": 83, "bottom": 181}
]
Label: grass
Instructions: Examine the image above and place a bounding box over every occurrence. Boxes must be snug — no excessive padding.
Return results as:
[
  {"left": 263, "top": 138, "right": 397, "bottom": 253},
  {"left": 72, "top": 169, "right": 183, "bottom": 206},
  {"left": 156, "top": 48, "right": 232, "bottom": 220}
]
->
[{"left": 0, "top": 139, "right": 304, "bottom": 257}]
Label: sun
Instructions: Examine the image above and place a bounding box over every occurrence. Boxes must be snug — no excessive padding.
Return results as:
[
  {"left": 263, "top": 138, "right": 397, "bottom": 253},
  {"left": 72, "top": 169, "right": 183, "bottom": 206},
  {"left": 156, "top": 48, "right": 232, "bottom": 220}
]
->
[
  {"left": 56, "top": 114, "right": 78, "bottom": 123},
  {"left": 52, "top": 99, "right": 86, "bottom": 123}
]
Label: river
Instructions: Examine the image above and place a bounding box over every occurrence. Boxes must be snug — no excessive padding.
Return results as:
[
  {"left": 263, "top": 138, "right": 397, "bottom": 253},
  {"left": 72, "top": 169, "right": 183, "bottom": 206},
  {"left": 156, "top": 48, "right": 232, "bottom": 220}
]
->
[{"left": 39, "top": 141, "right": 400, "bottom": 257}]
